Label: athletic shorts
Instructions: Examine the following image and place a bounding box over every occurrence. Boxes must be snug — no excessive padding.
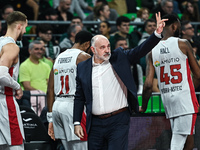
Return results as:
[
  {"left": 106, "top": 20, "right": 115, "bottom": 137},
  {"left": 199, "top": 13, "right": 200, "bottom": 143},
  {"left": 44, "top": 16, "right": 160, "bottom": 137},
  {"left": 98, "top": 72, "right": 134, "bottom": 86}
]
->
[
  {"left": 170, "top": 113, "right": 197, "bottom": 135},
  {"left": 0, "top": 94, "right": 24, "bottom": 145},
  {"left": 52, "top": 98, "right": 87, "bottom": 141}
]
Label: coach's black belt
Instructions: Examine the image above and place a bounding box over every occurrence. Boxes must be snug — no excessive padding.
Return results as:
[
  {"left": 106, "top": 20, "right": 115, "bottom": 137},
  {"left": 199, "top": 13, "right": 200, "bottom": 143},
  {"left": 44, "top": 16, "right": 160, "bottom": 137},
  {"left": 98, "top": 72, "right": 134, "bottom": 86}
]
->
[{"left": 93, "top": 107, "right": 128, "bottom": 119}]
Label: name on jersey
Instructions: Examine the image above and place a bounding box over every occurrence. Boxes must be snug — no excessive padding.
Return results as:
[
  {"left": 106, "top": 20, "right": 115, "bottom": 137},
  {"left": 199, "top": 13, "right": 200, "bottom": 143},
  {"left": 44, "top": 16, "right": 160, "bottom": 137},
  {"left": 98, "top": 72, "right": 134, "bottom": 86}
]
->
[
  {"left": 161, "top": 57, "right": 180, "bottom": 65},
  {"left": 161, "top": 85, "right": 182, "bottom": 94},
  {"left": 160, "top": 47, "right": 170, "bottom": 54},
  {"left": 58, "top": 57, "right": 72, "bottom": 64}
]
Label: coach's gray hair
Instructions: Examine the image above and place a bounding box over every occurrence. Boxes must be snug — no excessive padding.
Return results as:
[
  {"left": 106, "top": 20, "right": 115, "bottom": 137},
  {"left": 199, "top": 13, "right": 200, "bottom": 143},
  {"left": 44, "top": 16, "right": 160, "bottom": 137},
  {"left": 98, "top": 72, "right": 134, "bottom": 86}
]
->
[
  {"left": 29, "top": 40, "right": 42, "bottom": 50},
  {"left": 91, "top": 35, "right": 107, "bottom": 47}
]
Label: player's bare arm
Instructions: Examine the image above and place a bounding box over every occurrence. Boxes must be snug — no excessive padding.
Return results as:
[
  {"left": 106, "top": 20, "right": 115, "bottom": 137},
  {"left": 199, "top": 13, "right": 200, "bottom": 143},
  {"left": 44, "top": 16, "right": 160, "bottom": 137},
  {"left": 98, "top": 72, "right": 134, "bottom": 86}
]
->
[
  {"left": 179, "top": 39, "right": 200, "bottom": 88},
  {"left": 0, "top": 43, "right": 19, "bottom": 67},
  {"left": 22, "top": 81, "right": 37, "bottom": 91},
  {"left": 47, "top": 68, "right": 55, "bottom": 112},
  {"left": 76, "top": 52, "right": 91, "bottom": 65},
  {"left": 47, "top": 68, "right": 55, "bottom": 140},
  {"left": 0, "top": 43, "right": 23, "bottom": 99},
  {"left": 139, "top": 52, "right": 155, "bottom": 112}
]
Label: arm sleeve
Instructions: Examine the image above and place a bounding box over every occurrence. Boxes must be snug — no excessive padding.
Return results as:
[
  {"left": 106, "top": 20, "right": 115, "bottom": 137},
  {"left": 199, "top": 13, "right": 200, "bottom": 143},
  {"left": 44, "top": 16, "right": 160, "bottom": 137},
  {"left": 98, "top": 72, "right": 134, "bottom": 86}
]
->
[
  {"left": 78, "top": 0, "right": 88, "bottom": 9},
  {"left": 0, "top": 66, "right": 20, "bottom": 90}
]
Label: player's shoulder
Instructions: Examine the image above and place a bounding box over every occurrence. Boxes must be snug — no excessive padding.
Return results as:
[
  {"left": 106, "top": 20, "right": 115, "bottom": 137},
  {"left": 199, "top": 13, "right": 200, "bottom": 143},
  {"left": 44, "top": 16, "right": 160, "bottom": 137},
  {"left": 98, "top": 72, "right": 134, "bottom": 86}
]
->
[{"left": 178, "top": 38, "right": 191, "bottom": 48}]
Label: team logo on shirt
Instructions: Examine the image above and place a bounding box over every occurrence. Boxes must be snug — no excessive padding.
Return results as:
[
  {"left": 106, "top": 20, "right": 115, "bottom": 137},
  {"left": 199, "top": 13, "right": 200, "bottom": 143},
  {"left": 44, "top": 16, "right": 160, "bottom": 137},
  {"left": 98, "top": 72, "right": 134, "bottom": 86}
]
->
[
  {"left": 54, "top": 69, "right": 58, "bottom": 75},
  {"left": 154, "top": 61, "right": 160, "bottom": 67}
]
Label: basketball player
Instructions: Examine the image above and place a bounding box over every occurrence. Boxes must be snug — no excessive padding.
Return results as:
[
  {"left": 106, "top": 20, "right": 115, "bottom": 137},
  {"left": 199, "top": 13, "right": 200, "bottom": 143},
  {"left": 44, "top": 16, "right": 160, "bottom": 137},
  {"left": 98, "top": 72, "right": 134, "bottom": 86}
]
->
[
  {"left": 0, "top": 11, "right": 27, "bottom": 149},
  {"left": 139, "top": 14, "right": 200, "bottom": 150},
  {"left": 47, "top": 31, "right": 93, "bottom": 150}
]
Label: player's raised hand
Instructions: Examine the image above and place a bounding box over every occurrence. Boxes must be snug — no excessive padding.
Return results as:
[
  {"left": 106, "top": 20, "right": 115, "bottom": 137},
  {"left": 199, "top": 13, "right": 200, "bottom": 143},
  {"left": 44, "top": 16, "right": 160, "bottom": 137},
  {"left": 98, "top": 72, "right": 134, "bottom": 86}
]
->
[{"left": 156, "top": 12, "right": 168, "bottom": 34}]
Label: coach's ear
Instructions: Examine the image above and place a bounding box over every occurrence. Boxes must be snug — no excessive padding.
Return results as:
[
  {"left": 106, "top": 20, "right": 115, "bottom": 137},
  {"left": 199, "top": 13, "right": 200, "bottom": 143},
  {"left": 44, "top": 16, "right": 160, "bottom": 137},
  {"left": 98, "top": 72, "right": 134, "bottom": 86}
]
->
[{"left": 90, "top": 46, "right": 95, "bottom": 54}]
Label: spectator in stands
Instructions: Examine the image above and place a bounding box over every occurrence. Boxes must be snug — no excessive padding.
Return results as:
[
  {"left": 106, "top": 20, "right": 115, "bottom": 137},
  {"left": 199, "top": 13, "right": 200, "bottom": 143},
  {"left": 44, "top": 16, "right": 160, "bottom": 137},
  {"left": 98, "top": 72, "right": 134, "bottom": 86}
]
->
[
  {"left": 85, "top": 2, "right": 110, "bottom": 35},
  {"left": 70, "top": 0, "right": 87, "bottom": 20},
  {"left": 54, "top": 0, "right": 93, "bottom": 15},
  {"left": 19, "top": 40, "right": 51, "bottom": 115},
  {"left": 141, "top": 0, "right": 155, "bottom": 11},
  {"left": 55, "top": 0, "right": 74, "bottom": 33},
  {"left": 85, "top": 0, "right": 118, "bottom": 34},
  {"left": 0, "top": 0, "right": 39, "bottom": 20},
  {"left": 70, "top": 16, "right": 87, "bottom": 31},
  {"left": 181, "top": 20, "right": 200, "bottom": 60},
  {"left": 151, "top": 0, "right": 178, "bottom": 19},
  {"left": 99, "top": 21, "right": 112, "bottom": 40},
  {"left": 126, "top": 0, "right": 137, "bottom": 13},
  {"left": 108, "top": 0, "right": 127, "bottom": 15},
  {"left": 40, "top": 40, "right": 54, "bottom": 69},
  {"left": 110, "top": 16, "right": 140, "bottom": 51},
  {"left": 39, "top": 7, "right": 58, "bottom": 21},
  {"left": 36, "top": 24, "right": 61, "bottom": 61},
  {"left": 133, "top": 7, "right": 150, "bottom": 33},
  {"left": 138, "top": 19, "right": 156, "bottom": 75},
  {"left": 134, "top": 7, "right": 150, "bottom": 23},
  {"left": 59, "top": 24, "right": 83, "bottom": 49},
  {"left": 19, "top": 40, "right": 51, "bottom": 92},
  {"left": 181, "top": 0, "right": 200, "bottom": 22},
  {"left": 78, "top": 0, "right": 93, "bottom": 13},
  {"left": 59, "top": 16, "right": 88, "bottom": 43},
  {"left": 38, "top": 7, "right": 63, "bottom": 37},
  {"left": 115, "top": 36, "right": 129, "bottom": 50},
  {"left": 55, "top": 0, "right": 73, "bottom": 21},
  {"left": 1, "top": 5, "right": 14, "bottom": 35}
]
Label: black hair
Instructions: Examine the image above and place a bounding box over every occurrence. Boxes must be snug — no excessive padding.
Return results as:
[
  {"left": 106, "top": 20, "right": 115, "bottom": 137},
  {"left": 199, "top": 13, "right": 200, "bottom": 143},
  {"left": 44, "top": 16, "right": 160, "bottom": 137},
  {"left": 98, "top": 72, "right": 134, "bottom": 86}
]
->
[
  {"left": 100, "top": 20, "right": 111, "bottom": 28},
  {"left": 36, "top": 24, "right": 53, "bottom": 34},
  {"left": 144, "top": 18, "right": 156, "bottom": 29},
  {"left": 72, "top": 16, "right": 83, "bottom": 22},
  {"left": 116, "top": 16, "right": 130, "bottom": 26},
  {"left": 75, "top": 31, "right": 93, "bottom": 45},
  {"left": 2, "top": 4, "right": 14, "bottom": 14},
  {"left": 161, "top": 14, "right": 179, "bottom": 27},
  {"left": 181, "top": 20, "right": 190, "bottom": 31},
  {"left": 96, "top": 0, "right": 108, "bottom": 5}
]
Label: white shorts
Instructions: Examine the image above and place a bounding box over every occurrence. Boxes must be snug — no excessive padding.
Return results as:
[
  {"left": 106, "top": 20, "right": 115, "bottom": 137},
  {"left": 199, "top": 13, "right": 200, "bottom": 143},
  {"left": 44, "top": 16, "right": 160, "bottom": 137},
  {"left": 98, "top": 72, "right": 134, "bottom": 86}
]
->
[
  {"left": 52, "top": 98, "right": 87, "bottom": 141},
  {"left": 170, "top": 113, "right": 197, "bottom": 135},
  {"left": 0, "top": 94, "right": 24, "bottom": 145}
]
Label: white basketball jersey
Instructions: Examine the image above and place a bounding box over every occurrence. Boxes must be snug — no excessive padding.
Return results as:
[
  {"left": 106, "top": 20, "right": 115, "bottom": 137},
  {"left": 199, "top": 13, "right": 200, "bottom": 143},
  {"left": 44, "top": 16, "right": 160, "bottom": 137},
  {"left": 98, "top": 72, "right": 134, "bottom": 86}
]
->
[
  {"left": 0, "top": 36, "right": 19, "bottom": 95},
  {"left": 152, "top": 37, "right": 199, "bottom": 118},
  {"left": 53, "top": 48, "right": 82, "bottom": 98}
]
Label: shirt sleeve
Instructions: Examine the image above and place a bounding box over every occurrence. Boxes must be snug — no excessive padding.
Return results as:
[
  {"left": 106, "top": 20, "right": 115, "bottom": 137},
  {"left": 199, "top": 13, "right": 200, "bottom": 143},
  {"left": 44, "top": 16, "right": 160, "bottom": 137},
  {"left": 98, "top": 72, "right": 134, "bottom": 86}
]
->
[{"left": 19, "top": 63, "right": 31, "bottom": 83}]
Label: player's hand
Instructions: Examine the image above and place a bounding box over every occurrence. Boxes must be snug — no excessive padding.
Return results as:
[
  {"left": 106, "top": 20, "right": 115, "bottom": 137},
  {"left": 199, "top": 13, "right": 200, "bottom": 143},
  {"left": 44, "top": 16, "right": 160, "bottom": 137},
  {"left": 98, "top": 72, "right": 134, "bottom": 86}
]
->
[
  {"left": 155, "top": 12, "right": 168, "bottom": 34},
  {"left": 15, "top": 87, "right": 23, "bottom": 99},
  {"left": 139, "top": 106, "right": 146, "bottom": 113},
  {"left": 48, "top": 122, "right": 55, "bottom": 141},
  {"left": 74, "top": 125, "right": 84, "bottom": 139}
]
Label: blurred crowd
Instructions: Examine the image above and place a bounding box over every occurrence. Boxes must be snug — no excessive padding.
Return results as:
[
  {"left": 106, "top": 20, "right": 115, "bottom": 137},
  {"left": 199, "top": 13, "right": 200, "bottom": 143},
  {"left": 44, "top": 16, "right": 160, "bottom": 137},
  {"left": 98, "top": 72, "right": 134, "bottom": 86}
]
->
[{"left": 1, "top": 0, "right": 200, "bottom": 116}]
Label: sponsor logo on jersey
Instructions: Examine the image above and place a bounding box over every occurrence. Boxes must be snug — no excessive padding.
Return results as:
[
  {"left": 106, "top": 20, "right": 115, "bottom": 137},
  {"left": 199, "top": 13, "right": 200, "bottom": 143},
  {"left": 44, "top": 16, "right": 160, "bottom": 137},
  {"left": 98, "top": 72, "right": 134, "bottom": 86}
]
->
[
  {"left": 154, "top": 61, "right": 160, "bottom": 67},
  {"left": 54, "top": 69, "right": 58, "bottom": 75}
]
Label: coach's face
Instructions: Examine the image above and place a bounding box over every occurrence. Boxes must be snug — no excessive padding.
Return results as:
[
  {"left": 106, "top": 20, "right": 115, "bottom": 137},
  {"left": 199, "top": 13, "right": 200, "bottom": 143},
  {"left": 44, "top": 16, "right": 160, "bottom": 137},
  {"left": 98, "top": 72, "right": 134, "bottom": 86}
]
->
[{"left": 91, "top": 36, "right": 111, "bottom": 64}]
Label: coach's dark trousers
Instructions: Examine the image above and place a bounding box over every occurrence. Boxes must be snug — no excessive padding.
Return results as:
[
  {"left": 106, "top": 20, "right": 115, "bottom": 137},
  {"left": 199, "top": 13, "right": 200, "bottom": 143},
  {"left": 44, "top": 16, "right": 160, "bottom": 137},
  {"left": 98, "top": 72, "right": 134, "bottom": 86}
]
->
[{"left": 88, "top": 109, "right": 130, "bottom": 150}]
